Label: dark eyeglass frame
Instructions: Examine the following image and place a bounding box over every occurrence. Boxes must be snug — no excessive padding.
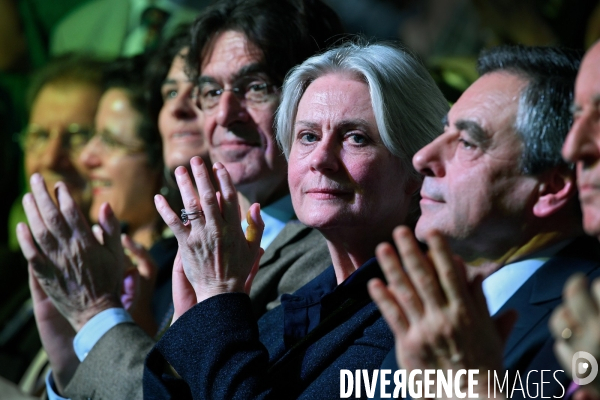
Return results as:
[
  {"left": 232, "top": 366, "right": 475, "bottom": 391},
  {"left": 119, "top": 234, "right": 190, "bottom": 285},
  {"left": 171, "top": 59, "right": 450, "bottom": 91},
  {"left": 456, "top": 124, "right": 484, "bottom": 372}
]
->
[
  {"left": 194, "top": 74, "right": 280, "bottom": 112},
  {"left": 16, "top": 123, "right": 94, "bottom": 154}
]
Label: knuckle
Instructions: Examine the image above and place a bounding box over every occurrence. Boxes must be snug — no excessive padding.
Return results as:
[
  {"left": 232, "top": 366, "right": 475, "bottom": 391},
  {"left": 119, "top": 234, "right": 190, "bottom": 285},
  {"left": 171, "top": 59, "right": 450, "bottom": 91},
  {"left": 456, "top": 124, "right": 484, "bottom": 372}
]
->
[
  {"left": 186, "top": 198, "right": 201, "bottom": 209},
  {"left": 201, "top": 191, "right": 216, "bottom": 205},
  {"left": 46, "top": 212, "right": 62, "bottom": 228}
]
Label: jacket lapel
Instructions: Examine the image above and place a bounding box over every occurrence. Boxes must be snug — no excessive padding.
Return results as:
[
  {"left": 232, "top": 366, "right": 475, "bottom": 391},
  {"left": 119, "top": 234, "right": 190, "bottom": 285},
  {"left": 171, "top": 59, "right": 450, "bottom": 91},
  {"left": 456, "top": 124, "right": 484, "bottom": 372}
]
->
[{"left": 500, "top": 236, "right": 600, "bottom": 369}]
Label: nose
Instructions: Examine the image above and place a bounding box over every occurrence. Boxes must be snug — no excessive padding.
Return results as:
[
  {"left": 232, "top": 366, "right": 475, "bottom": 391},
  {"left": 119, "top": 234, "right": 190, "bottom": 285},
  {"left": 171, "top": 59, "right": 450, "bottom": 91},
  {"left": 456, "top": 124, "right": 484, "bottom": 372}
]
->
[
  {"left": 562, "top": 113, "right": 600, "bottom": 166},
  {"left": 310, "top": 136, "right": 340, "bottom": 174},
  {"left": 214, "top": 90, "right": 250, "bottom": 128},
  {"left": 412, "top": 134, "right": 446, "bottom": 177},
  {"left": 171, "top": 84, "right": 198, "bottom": 120},
  {"left": 79, "top": 136, "right": 102, "bottom": 171},
  {"left": 40, "top": 132, "right": 72, "bottom": 171}
]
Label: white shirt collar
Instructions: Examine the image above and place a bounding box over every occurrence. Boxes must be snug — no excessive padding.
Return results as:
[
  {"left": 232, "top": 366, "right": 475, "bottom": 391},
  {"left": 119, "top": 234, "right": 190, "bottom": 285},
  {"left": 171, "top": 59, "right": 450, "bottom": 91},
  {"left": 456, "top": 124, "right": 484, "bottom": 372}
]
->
[{"left": 482, "top": 239, "right": 573, "bottom": 316}]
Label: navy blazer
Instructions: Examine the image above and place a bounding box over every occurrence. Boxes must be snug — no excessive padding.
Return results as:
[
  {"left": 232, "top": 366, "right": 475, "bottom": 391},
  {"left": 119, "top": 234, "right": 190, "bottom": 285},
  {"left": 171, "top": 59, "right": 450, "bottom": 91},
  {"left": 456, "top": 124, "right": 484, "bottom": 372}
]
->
[
  {"left": 377, "top": 236, "right": 600, "bottom": 399},
  {"left": 144, "top": 261, "right": 394, "bottom": 399}
]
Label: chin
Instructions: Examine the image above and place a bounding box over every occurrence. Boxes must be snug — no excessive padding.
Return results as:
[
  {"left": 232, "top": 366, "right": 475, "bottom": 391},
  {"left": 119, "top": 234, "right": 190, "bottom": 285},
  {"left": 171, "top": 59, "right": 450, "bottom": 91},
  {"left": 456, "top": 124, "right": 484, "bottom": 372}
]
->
[{"left": 583, "top": 212, "right": 600, "bottom": 239}]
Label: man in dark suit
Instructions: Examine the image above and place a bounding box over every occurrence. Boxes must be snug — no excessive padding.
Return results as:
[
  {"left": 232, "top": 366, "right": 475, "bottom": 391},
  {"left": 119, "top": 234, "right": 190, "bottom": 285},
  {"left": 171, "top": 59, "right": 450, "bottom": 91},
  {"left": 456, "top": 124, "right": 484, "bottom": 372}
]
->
[
  {"left": 15, "top": 1, "right": 343, "bottom": 399},
  {"left": 371, "top": 45, "right": 598, "bottom": 399}
]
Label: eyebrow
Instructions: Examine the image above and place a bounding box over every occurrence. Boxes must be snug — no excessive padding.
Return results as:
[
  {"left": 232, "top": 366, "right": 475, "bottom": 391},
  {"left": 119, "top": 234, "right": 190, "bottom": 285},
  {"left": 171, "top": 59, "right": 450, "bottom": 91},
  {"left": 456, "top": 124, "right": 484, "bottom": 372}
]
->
[
  {"left": 571, "top": 93, "right": 600, "bottom": 114},
  {"left": 294, "top": 119, "right": 373, "bottom": 131},
  {"left": 198, "top": 63, "right": 270, "bottom": 85},
  {"left": 162, "top": 78, "right": 191, "bottom": 86}
]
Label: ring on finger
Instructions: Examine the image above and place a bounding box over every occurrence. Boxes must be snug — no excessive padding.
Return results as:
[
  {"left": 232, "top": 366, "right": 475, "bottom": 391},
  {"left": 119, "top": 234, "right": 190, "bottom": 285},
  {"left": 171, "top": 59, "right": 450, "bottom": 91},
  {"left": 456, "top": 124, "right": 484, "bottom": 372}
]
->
[{"left": 181, "top": 209, "right": 204, "bottom": 225}]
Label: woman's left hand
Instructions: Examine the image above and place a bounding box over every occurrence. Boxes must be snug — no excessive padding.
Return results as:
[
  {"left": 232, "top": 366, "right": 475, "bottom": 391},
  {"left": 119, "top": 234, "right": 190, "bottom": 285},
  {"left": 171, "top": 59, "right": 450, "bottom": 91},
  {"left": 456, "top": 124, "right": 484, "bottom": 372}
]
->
[{"left": 154, "top": 156, "right": 264, "bottom": 305}]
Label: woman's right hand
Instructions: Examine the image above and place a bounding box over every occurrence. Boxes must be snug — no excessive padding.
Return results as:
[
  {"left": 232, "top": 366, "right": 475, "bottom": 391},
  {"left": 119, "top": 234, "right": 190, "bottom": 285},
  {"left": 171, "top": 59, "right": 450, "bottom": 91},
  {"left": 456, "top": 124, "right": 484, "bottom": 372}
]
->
[{"left": 154, "top": 156, "right": 264, "bottom": 306}]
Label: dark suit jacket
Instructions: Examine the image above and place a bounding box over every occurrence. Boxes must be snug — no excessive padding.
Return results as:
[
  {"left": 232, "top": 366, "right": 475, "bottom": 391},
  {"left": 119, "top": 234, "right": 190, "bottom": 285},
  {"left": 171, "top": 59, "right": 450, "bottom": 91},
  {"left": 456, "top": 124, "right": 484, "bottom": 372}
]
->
[
  {"left": 62, "top": 222, "right": 331, "bottom": 400},
  {"left": 503, "top": 236, "right": 600, "bottom": 399},
  {"left": 143, "top": 261, "right": 394, "bottom": 399},
  {"left": 377, "top": 236, "right": 600, "bottom": 399}
]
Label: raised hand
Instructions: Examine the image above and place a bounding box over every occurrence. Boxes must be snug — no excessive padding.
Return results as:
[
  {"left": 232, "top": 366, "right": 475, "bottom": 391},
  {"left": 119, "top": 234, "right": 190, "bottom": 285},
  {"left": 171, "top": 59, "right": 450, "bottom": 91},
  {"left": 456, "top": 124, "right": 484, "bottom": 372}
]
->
[
  {"left": 154, "top": 156, "right": 264, "bottom": 305},
  {"left": 550, "top": 274, "right": 600, "bottom": 399},
  {"left": 16, "top": 173, "right": 126, "bottom": 332},
  {"left": 368, "top": 227, "right": 514, "bottom": 398}
]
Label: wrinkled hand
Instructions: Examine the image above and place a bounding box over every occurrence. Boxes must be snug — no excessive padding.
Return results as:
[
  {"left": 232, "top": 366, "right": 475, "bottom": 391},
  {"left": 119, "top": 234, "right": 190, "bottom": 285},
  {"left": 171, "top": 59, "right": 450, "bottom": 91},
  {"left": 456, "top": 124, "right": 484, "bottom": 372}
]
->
[
  {"left": 368, "top": 227, "right": 515, "bottom": 399},
  {"left": 28, "top": 265, "right": 79, "bottom": 394},
  {"left": 550, "top": 274, "right": 600, "bottom": 398},
  {"left": 16, "top": 174, "right": 126, "bottom": 331},
  {"left": 155, "top": 157, "right": 264, "bottom": 306}
]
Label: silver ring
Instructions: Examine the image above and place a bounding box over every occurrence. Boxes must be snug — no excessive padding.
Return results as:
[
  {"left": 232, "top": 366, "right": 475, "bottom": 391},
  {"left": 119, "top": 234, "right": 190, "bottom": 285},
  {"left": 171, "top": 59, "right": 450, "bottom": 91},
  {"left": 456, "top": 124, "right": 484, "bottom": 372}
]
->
[{"left": 181, "top": 209, "right": 204, "bottom": 224}]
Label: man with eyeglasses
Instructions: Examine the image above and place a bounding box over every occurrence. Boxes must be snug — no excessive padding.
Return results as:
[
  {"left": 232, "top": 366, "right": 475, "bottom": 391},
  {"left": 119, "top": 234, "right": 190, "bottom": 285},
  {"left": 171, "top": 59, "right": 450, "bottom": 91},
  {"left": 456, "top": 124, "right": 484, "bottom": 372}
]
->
[
  {"left": 16, "top": 1, "right": 345, "bottom": 399},
  {"left": 8, "top": 56, "right": 104, "bottom": 250},
  {"left": 0, "top": 55, "right": 104, "bottom": 396}
]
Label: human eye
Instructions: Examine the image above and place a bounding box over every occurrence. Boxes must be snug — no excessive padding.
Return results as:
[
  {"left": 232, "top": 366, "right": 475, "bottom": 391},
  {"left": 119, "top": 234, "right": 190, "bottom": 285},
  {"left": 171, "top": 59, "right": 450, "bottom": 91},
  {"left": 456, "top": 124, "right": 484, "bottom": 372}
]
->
[
  {"left": 161, "top": 86, "right": 178, "bottom": 101},
  {"left": 199, "top": 83, "right": 222, "bottom": 99},
  {"left": 68, "top": 126, "right": 93, "bottom": 149},
  {"left": 298, "top": 132, "right": 318, "bottom": 144},
  {"left": 458, "top": 137, "right": 476, "bottom": 150},
  {"left": 345, "top": 131, "right": 369, "bottom": 146}
]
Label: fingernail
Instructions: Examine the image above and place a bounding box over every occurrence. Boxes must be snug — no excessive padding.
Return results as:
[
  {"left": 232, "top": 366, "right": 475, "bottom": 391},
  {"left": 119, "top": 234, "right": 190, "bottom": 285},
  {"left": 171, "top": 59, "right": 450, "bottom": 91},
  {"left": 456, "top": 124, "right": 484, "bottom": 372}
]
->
[
  {"left": 22, "top": 193, "right": 33, "bottom": 205},
  {"left": 154, "top": 194, "right": 161, "bottom": 203},
  {"left": 191, "top": 156, "right": 202, "bottom": 166},
  {"left": 30, "top": 173, "right": 42, "bottom": 184},
  {"left": 175, "top": 166, "right": 186, "bottom": 176},
  {"left": 214, "top": 162, "right": 224, "bottom": 170}
]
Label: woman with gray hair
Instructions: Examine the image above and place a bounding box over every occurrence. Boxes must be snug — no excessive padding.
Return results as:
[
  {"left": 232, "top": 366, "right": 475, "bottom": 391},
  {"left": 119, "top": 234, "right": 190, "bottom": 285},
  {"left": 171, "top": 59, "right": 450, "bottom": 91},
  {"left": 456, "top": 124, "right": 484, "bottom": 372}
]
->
[{"left": 143, "top": 41, "right": 449, "bottom": 399}]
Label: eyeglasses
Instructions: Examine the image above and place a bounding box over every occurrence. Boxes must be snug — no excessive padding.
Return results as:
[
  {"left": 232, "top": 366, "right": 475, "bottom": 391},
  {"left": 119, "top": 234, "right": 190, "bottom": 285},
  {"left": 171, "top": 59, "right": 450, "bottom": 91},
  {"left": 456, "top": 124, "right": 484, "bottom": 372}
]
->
[
  {"left": 195, "top": 76, "right": 279, "bottom": 112},
  {"left": 92, "top": 129, "right": 146, "bottom": 154},
  {"left": 18, "top": 123, "right": 94, "bottom": 154}
]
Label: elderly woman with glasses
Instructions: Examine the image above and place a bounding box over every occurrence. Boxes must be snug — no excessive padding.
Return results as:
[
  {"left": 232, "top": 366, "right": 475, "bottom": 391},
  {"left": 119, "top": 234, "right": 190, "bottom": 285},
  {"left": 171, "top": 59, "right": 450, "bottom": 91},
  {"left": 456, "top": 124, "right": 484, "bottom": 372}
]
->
[{"left": 143, "top": 40, "right": 449, "bottom": 399}]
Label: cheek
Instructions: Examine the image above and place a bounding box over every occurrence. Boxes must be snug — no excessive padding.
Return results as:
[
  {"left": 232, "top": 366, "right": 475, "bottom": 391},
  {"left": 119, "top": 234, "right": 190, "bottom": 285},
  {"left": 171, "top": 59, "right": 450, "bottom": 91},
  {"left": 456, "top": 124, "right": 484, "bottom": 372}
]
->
[
  {"left": 24, "top": 154, "right": 38, "bottom": 176},
  {"left": 287, "top": 153, "right": 304, "bottom": 198}
]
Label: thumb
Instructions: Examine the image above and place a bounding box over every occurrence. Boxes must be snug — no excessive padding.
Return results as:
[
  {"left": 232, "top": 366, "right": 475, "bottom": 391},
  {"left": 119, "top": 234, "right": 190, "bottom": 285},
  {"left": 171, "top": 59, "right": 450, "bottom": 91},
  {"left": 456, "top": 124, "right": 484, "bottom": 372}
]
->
[
  {"left": 28, "top": 264, "right": 48, "bottom": 304},
  {"left": 245, "top": 248, "right": 264, "bottom": 295},
  {"left": 172, "top": 250, "right": 196, "bottom": 323},
  {"left": 121, "top": 234, "right": 157, "bottom": 284},
  {"left": 245, "top": 203, "right": 264, "bottom": 255},
  {"left": 97, "top": 203, "right": 123, "bottom": 256}
]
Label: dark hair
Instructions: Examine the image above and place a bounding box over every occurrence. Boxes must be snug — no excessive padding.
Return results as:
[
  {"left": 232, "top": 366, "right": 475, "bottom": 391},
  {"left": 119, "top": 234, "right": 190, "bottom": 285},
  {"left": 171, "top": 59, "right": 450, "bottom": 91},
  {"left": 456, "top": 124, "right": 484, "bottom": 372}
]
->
[
  {"left": 145, "top": 24, "right": 192, "bottom": 126},
  {"left": 477, "top": 45, "right": 582, "bottom": 175},
  {"left": 27, "top": 54, "right": 105, "bottom": 112},
  {"left": 102, "top": 55, "right": 163, "bottom": 170},
  {"left": 186, "top": 0, "right": 345, "bottom": 85}
]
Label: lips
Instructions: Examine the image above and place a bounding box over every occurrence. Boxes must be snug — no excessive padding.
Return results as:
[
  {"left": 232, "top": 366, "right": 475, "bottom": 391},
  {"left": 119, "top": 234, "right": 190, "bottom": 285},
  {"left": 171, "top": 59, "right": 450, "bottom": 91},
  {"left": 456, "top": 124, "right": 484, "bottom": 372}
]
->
[
  {"left": 305, "top": 188, "right": 353, "bottom": 199},
  {"left": 578, "top": 182, "right": 600, "bottom": 202},
  {"left": 169, "top": 129, "right": 203, "bottom": 143},
  {"left": 90, "top": 176, "right": 112, "bottom": 194},
  {"left": 215, "top": 139, "right": 260, "bottom": 147},
  {"left": 419, "top": 191, "right": 444, "bottom": 204}
]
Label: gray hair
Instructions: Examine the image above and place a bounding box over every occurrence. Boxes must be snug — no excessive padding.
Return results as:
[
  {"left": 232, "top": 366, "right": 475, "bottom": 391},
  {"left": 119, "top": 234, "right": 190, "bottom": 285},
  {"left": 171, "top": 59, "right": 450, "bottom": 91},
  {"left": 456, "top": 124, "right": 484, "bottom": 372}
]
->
[
  {"left": 477, "top": 45, "right": 582, "bottom": 175},
  {"left": 275, "top": 41, "right": 449, "bottom": 181}
]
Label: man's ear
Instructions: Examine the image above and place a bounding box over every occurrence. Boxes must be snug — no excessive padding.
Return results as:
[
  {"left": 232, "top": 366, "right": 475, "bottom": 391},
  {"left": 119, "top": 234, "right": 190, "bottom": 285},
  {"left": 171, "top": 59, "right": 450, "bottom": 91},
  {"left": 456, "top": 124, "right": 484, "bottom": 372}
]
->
[{"left": 533, "top": 166, "right": 577, "bottom": 218}]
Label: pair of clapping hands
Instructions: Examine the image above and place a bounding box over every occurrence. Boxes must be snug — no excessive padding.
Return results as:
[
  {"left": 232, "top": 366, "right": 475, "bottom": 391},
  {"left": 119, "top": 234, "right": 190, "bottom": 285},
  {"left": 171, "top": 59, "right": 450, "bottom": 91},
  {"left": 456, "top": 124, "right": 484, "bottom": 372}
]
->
[
  {"left": 16, "top": 157, "right": 263, "bottom": 391},
  {"left": 369, "top": 227, "right": 600, "bottom": 400}
]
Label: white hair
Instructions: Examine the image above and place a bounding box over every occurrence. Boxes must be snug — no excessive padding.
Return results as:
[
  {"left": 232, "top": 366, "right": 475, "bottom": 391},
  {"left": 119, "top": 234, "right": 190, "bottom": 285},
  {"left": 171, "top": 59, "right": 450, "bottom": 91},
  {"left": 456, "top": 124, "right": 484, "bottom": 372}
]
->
[{"left": 276, "top": 40, "right": 449, "bottom": 181}]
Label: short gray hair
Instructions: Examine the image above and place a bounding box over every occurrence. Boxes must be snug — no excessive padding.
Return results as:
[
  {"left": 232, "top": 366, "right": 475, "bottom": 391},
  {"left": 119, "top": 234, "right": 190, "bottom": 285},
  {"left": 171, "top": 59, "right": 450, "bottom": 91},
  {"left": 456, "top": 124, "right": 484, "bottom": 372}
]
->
[{"left": 276, "top": 41, "right": 449, "bottom": 181}]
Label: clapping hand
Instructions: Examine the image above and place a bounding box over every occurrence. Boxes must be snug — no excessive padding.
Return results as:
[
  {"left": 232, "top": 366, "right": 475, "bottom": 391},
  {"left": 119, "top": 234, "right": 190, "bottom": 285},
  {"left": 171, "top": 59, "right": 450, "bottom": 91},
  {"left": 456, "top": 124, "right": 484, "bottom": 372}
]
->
[{"left": 153, "top": 157, "right": 264, "bottom": 321}]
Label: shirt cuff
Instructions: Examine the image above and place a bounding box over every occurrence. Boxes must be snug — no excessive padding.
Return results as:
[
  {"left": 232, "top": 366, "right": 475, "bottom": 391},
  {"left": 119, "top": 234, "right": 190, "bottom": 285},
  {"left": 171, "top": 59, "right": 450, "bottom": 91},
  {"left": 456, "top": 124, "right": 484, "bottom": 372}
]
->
[
  {"left": 46, "top": 370, "right": 69, "bottom": 400},
  {"left": 73, "top": 308, "right": 133, "bottom": 361}
]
